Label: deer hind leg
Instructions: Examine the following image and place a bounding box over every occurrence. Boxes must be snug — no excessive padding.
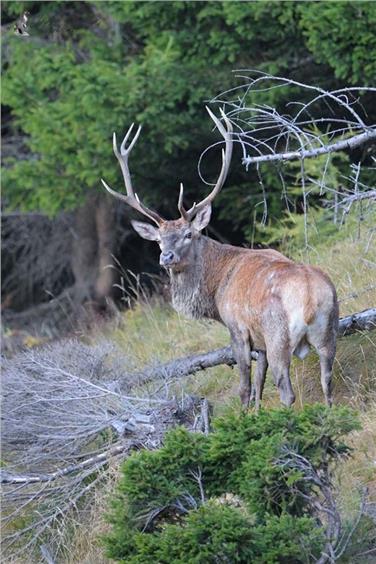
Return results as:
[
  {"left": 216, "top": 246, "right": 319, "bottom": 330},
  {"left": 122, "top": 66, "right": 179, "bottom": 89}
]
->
[
  {"left": 311, "top": 338, "right": 336, "bottom": 407},
  {"left": 272, "top": 363, "right": 295, "bottom": 407},
  {"left": 250, "top": 351, "right": 268, "bottom": 411},
  {"left": 307, "top": 320, "right": 337, "bottom": 406},
  {"left": 318, "top": 347, "right": 335, "bottom": 406},
  {"left": 230, "top": 328, "right": 252, "bottom": 409},
  {"left": 262, "top": 304, "right": 295, "bottom": 407},
  {"left": 266, "top": 339, "right": 295, "bottom": 407}
]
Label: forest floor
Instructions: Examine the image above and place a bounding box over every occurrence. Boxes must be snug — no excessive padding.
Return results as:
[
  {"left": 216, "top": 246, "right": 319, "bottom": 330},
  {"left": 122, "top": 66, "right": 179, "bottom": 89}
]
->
[
  {"left": 3, "top": 220, "right": 376, "bottom": 563},
  {"left": 62, "top": 221, "right": 376, "bottom": 564}
]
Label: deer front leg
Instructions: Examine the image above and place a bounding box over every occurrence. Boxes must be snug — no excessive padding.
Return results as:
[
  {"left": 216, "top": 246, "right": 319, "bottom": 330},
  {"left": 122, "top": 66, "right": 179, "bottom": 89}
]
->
[{"left": 230, "top": 328, "right": 252, "bottom": 409}]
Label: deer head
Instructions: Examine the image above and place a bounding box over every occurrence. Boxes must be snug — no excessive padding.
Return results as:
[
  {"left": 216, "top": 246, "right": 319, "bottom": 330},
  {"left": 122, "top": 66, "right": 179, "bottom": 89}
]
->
[{"left": 101, "top": 108, "right": 233, "bottom": 271}]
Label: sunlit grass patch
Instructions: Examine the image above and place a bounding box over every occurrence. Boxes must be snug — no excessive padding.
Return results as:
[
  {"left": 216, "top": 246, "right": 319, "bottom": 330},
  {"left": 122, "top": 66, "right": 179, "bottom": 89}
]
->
[
  {"left": 107, "top": 301, "right": 228, "bottom": 367},
  {"left": 339, "top": 406, "right": 376, "bottom": 499},
  {"left": 293, "top": 217, "right": 376, "bottom": 318}
]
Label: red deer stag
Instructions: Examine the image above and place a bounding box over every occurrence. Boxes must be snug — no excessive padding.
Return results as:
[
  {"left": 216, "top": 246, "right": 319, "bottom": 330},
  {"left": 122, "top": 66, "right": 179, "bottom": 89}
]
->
[{"left": 101, "top": 109, "right": 339, "bottom": 409}]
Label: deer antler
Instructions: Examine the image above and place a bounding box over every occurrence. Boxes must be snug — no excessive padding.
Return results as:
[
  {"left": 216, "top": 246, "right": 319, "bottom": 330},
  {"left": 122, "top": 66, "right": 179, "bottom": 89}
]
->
[
  {"left": 179, "top": 107, "right": 233, "bottom": 221},
  {"left": 101, "top": 124, "right": 164, "bottom": 226}
]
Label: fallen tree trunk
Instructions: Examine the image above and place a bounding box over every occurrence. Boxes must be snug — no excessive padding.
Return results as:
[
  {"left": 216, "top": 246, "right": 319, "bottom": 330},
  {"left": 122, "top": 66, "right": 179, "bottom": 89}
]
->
[
  {"left": 337, "top": 307, "right": 376, "bottom": 336},
  {"left": 130, "top": 308, "right": 376, "bottom": 386}
]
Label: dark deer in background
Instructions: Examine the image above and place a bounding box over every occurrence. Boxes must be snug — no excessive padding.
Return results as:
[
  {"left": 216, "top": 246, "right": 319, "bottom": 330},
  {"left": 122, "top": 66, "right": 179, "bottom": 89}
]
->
[{"left": 102, "top": 109, "right": 339, "bottom": 409}]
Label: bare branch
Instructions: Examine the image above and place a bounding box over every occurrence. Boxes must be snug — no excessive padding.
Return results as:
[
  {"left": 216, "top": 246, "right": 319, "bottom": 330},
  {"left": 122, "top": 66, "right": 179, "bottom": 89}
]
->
[
  {"left": 190, "top": 466, "right": 206, "bottom": 504},
  {"left": 0, "top": 339, "right": 204, "bottom": 559},
  {"left": 206, "top": 73, "right": 376, "bottom": 242},
  {"left": 241, "top": 130, "right": 376, "bottom": 168},
  {"left": 0, "top": 443, "right": 136, "bottom": 485},
  {"left": 337, "top": 307, "right": 376, "bottom": 337},
  {"left": 334, "top": 488, "right": 369, "bottom": 561},
  {"left": 339, "top": 189, "right": 376, "bottom": 217}
]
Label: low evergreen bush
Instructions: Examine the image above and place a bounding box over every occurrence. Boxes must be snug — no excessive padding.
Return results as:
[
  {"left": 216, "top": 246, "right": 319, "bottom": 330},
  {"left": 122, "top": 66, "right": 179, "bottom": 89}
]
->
[{"left": 104, "top": 405, "right": 360, "bottom": 563}]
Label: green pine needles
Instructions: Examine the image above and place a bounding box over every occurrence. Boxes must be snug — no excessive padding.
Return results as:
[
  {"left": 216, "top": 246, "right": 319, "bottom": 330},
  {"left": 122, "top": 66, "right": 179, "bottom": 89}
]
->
[{"left": 104, "top": 404, "right": 360, "bottom": 563}]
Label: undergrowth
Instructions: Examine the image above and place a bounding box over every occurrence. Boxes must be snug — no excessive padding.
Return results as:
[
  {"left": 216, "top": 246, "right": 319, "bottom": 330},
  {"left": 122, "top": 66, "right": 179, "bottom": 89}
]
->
[
  {"left": 104, "top": 405, "right": 361, "bottom": 563},
  {"left": 14, "top": 217, "right": 373, "bottom": 563}
]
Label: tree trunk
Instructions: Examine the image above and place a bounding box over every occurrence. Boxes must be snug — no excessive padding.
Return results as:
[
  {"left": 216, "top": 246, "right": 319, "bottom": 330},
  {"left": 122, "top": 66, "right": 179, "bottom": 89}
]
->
[
  {"left": 2, "top": 195, "right": 119, "bottom": 343},
  {"left": 94, "top": 194, "right": 116, "bottom": 306},
  {"left": 71, "top": 193, "right": 116, "bottom": 308}
]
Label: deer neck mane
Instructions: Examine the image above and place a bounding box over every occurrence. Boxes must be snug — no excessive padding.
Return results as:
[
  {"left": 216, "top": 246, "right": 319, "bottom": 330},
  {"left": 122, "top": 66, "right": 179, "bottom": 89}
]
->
[{"left": 170, "top": 236, "right": 221, "bottom": 320}]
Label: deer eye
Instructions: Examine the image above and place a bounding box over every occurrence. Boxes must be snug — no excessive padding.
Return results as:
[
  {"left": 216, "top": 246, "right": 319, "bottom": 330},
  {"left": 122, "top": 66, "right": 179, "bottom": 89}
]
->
[{"left": 184, "top": 232, "right": 192, "bottom": 240}]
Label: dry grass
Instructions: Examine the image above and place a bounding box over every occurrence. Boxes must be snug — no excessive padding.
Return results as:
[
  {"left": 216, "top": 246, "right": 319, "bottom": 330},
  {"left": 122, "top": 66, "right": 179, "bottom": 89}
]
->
[
  {"left": 293, "top": 214, "right": 376, "bottom": 318},
  {"left": 109, "top": 301, "right": 229, "bottom": 365},
  {"left": 338, "top": 407, "right": 376, "bottom": 503},
  {"left": 62, "top": 467, "right": 119, "bottom": 564}
]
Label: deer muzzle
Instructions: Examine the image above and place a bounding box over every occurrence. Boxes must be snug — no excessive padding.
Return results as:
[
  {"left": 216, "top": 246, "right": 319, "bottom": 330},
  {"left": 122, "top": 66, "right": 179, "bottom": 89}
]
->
[{"left": 160, "top": 251, "right": 176, "bottom": 266}]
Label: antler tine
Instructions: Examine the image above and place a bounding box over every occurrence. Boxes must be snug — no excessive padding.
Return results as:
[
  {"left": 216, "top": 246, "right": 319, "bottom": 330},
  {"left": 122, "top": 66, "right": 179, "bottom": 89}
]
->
[
  {"left": 113, "top": 125, "right": 141, "bottom": 199},
  {"left": 101, "top": 178, "right": 163, "bottom": 226},
  {"left": 121, "top": 124, "right": 142, "bottom": 155},
  {"left": 178, "top": 182, "right": 190, "bottom": 220},
  {"left": 119, "top": 123, "right": 134, "bottom": 153},
  {"left": 206, "top": 107, "right": 228, "bottom": 137},
  {"left": 184, "top": 107, "right": 233, "bottom": 221},
  {"left": 177, "top": 182, "right": 184, "bottom": 212},
  {"left": 102, "top": 126, "right": 164, "bottom": 226}
]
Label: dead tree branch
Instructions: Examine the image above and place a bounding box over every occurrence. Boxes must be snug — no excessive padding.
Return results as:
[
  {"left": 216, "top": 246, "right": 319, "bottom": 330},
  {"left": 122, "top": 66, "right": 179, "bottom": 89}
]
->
[
  {"left": 210, "top": 73, "right": 375, "bottom": 169},
  {"left": 0, "top": 443, "right": 137, "bottom": 485},
  {"left": 0, "top": 339, "right": 206, "bottom": 559},
  {"left": 203, "top": 73, "right": 376, "bottom": 243},
  {"left": 128, "top": 308, "right": 376, "bottom": 385},
  {"left": 337, "top": 307, "right": 376, "bottom": 337},
  {"left": 241, "top": 129, "right": 376, "bottom": 168},
  {"left": 339, "top": 189, "right": 376, "bottom": 218}
]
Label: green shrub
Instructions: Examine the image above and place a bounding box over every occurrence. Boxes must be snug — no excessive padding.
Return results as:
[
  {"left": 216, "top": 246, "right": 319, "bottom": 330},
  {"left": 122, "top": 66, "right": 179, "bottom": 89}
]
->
[{"left": 104, "top": 405, "right": 360, "bottom": 562}]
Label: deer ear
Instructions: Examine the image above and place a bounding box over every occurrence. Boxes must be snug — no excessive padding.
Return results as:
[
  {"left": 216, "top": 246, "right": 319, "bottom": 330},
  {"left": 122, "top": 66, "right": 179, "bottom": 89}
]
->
[
  {"left": 131, "top": 220, "right": 160, "bottom": 241},
  {"left": 192, "top": 204, "right": 212, "bottom": 231}
]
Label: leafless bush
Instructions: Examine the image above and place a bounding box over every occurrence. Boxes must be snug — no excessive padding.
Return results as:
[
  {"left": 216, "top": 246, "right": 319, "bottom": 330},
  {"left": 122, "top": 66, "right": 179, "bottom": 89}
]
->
[
  {"left": 211, "top": 72, "right": 375, "bottom": 166},
  {"left": 0, "top": 339, "right": 204, "bottom": 560},
  {"left": 0, "top": 202, "right": 151, "bottom": 345},
  {"left": 205, "top": 72, "right": 376, "bottom": 243},
  {"left": 1, "top": 211, "right": 82, "bottom": 346},
  {"left": 1, "top": 211, "right": 75, "bottom": 311}
]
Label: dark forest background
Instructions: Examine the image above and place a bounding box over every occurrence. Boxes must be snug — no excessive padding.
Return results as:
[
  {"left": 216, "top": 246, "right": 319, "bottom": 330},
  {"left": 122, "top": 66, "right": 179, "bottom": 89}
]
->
[{"left": 2, "top": 0, "right": 375, "bottom": 333}]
